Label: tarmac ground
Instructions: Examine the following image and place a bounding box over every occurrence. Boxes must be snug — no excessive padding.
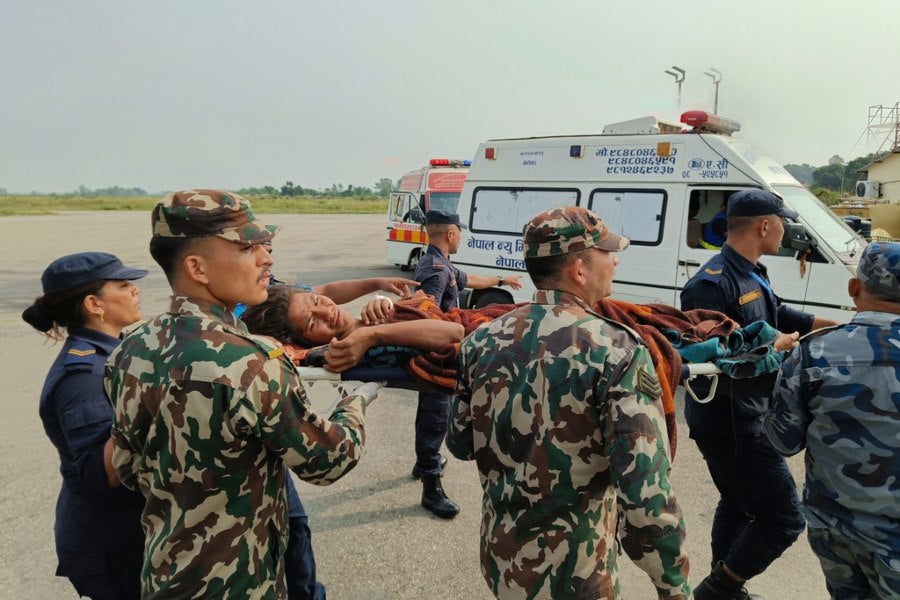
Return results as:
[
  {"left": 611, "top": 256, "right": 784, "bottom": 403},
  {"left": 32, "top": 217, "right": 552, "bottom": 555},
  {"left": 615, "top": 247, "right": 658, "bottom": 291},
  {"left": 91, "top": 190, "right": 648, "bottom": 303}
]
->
[{"left": 0, "top": 212, "right": 828, "bottom": 599}]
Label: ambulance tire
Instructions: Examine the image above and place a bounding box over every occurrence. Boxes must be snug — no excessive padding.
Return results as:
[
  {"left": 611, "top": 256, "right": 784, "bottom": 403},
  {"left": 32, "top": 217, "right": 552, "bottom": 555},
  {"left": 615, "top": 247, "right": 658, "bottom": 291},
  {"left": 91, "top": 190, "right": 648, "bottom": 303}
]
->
[
  {"left": 473, "top": 289, "right": 510, "bottom": 309},
  {"left": 401, "top": 249, "right": 421, "bottom": 272}
]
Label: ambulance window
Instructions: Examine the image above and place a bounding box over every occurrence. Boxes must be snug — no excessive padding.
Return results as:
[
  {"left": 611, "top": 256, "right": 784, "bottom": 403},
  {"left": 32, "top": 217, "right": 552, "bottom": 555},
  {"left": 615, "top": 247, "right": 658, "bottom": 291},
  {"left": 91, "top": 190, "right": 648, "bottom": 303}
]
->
[
  {"left": 590, "top": 190, "right": 666, "bottom": 245},
  {"left": 471, "top": 188, "right": 580, "bottom": 234},
  {"left": 389, "top": 194, "right": 407, "bottom": 221},
  {"left": 429, "top": 192, "right": 461, "bottom": 214}
]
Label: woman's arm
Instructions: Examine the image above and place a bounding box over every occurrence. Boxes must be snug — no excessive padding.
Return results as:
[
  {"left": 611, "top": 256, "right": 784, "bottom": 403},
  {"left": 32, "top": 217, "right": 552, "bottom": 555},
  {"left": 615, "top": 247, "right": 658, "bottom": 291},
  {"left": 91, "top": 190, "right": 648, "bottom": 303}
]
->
[
  {"left": 324, "top": 320, "right": 464, "bottom": 373},
  {"left": 315, "top": 277, "right": 418, "bottom": 304}
]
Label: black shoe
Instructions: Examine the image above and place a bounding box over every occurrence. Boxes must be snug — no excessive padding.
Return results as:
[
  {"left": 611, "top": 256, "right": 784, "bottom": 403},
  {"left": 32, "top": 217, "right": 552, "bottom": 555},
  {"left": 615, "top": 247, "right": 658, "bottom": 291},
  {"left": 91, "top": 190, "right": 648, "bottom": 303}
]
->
[
  {"left": 421, "top": 474, "right": 459, "bottom": 519},
  {"left": 694, "top": 562, "right": 763, "bottom": 600},
  {"left": 411, "top": 454, "right": 448, "bottom": 479}
]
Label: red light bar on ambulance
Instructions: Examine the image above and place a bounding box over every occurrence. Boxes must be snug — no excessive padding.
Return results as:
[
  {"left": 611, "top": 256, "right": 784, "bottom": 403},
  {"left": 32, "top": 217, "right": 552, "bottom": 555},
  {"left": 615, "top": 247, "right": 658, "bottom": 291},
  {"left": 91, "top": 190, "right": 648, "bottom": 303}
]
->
[
  {"left": 429, "top": 158, "right": 472, "bottom": 167},
  {"left": 680, "top": 111, "right": 741, "bottom": 135}
]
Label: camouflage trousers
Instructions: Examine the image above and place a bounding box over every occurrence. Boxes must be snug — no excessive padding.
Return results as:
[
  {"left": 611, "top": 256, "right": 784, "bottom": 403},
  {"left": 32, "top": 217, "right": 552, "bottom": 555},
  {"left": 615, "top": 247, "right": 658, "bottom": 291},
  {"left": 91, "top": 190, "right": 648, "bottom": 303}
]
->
[{"left": 807, "top": 526, "right": 900, "bottom": 600}]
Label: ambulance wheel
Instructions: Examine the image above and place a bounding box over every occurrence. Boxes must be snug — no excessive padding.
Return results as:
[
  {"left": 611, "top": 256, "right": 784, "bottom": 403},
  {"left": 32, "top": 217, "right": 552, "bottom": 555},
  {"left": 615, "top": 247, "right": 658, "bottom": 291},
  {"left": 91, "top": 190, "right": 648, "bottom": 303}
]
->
[
  {"left": 402, "top": 250, "right": 421, "bottom": 272},
  {"left": 473, "top": 289, "right": 509, "bottom": 309}
]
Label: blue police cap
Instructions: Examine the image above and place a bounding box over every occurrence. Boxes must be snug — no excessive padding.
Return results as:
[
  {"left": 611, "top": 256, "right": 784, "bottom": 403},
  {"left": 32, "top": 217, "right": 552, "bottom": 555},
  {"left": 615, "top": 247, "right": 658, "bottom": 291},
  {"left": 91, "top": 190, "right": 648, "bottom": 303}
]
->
[
  {"left": 41, "top": 252, "right": 149, "bottom": 295},
  {"left": 425, "top": 209, "right": 467, "bottom": 229},
  {"left": 857, "top": 241, "right": 900, "bottom": 299},
  {"left": 727, "top": 190, "right": 798, "bottom": 219}
]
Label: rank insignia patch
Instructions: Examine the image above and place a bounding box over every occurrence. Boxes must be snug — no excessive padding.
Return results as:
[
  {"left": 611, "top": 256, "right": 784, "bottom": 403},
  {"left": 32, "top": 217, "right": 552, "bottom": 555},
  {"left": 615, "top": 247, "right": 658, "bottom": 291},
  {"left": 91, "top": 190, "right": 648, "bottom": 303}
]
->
[{"left": 637, "top": 367, "right": 661, "bottom": 399}]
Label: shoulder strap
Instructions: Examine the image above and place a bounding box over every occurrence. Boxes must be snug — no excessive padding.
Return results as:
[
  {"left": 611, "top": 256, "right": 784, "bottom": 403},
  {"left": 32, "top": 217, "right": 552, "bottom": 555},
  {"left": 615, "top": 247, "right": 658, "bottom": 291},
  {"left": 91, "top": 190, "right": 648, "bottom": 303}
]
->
[{"left": 63, "top": 339, "right": 99, "bottom": 372}]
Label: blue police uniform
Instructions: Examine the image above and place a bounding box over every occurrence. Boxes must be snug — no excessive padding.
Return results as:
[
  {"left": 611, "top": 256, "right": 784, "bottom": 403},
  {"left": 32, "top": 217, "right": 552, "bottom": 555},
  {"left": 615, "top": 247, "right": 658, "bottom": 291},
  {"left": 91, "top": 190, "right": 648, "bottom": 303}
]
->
[
  {"left": 680, "top": 242, "right": 814, "bottom": 580},
  {"left": 39, "top": 326, "right": 144, "bottom": 600},
  {"left": 416, "top": 244, "right": 468, "bottom": 312},
  {"left": 767, "top": 314, "right": 900, "bottom": 598},
  {"left": 413, "top": 244, "right": 468, "bottom": 475}
]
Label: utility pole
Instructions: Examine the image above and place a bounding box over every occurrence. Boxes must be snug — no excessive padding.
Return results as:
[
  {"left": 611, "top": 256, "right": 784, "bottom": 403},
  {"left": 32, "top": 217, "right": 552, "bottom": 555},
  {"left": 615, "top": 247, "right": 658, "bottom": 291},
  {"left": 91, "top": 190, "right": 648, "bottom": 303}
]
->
[
  {"left": 665, "top": 66, "right": 686, "bottom": 113},
  {"left": 704, "top": 68, "right": 722, "bottom": 113}
]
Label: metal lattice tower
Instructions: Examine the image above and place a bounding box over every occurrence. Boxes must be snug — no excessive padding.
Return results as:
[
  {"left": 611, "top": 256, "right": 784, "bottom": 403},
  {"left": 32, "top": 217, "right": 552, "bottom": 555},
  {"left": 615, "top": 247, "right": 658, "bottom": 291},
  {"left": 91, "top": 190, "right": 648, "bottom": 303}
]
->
[{"left": 866, "top": 103, "right": 900, "bottom": 153}]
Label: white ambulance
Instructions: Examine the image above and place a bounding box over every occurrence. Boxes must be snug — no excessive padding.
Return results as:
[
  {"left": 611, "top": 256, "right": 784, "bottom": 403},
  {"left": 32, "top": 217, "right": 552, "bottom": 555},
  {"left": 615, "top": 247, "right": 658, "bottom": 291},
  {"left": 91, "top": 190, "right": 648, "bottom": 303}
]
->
[
  {"left": 386, "top": 158, "right": 470, "bottom": 271},
  {"left": 452, "top": 111, "right": 866, "bottom": 320}
]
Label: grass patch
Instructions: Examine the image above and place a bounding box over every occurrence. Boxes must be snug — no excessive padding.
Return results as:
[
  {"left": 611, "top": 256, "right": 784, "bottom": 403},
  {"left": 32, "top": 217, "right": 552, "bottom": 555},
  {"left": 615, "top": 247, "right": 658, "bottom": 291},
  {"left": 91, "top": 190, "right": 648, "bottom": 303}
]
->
[{"left": 0, "top": 195, "right": 388, "bottom": 216}]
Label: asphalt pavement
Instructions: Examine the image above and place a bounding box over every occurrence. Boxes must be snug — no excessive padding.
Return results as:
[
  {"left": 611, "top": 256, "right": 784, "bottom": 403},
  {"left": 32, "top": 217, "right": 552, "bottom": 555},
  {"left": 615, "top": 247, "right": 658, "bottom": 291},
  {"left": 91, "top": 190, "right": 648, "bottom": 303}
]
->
[{"left": 0, "top": 212, "right": 828, "bottom": 599}]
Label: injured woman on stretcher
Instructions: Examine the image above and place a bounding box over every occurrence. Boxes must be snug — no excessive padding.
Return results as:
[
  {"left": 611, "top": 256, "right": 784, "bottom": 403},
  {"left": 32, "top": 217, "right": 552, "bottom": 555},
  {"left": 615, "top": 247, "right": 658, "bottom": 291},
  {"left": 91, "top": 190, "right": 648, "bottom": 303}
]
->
[{"left": 242, "top": 284, "right": 797, "bottom": 458}]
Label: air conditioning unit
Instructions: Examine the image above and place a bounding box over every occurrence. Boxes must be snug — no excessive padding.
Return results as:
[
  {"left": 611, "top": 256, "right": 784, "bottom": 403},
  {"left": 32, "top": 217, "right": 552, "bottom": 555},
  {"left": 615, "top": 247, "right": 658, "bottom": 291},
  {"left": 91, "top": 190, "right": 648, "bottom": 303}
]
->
[{"left": 855, "top": 180, "right": 881, "bottom": 199}]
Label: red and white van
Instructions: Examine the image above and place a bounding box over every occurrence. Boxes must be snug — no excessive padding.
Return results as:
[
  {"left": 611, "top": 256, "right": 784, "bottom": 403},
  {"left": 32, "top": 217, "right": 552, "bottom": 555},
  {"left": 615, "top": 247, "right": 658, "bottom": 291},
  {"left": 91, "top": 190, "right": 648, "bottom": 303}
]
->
[{"left": 386, "top": 158, "right": 470, "bottom": 271}]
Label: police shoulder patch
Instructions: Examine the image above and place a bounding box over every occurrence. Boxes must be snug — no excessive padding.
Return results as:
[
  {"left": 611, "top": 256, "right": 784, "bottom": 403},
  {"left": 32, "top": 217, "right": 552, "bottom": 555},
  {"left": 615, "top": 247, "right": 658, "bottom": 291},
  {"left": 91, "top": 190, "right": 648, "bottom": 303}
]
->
[
  {"left": 739, "top": 290, "right": 761, "bottom": 305},
  {"left": 637, "top": 367, "right": 662, "bottom": 399},
  {"left": 64, "top": 341, "right": 97, "bottom": 370}
]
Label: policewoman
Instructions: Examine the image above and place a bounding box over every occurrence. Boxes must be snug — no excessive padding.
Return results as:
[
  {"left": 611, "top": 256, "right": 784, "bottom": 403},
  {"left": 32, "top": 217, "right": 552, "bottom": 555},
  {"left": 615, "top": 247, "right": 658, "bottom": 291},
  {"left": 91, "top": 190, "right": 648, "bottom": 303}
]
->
[{"left": 23, "top": 252, "right": 148, "bottom": 600}]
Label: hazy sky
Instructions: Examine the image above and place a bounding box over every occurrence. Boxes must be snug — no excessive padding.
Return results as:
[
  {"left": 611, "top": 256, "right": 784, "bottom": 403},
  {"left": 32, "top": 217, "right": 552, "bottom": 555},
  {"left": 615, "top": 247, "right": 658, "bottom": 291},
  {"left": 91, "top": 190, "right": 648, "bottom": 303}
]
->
[{"left": 2, "top": 1, "right": 899, "bottom": 194}]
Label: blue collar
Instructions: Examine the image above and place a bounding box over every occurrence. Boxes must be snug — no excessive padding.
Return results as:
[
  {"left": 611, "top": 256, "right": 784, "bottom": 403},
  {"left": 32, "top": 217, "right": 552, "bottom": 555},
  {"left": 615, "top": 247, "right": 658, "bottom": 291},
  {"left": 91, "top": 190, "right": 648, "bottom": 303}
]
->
[
  {"left": 721, "top": 243, "right": 768, "bottom": 279},
  {"left": 68, "top": 326, "right": 121, "bottom": 354}
]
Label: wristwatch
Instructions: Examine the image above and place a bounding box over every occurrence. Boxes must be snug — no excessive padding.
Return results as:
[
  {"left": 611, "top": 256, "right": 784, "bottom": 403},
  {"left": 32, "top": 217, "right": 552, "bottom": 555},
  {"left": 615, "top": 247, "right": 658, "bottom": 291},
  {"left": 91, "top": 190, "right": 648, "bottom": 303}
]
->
[{"left": 498, "top": 275, "right": 504, "bottom": 287}]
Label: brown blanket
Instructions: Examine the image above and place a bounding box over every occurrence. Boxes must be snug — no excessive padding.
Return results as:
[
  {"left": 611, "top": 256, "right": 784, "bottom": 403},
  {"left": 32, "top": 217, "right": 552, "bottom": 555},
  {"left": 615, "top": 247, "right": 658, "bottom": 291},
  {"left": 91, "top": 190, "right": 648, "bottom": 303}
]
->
[{"left": 285, "top": 292, "right": 741, "bottom": 461}]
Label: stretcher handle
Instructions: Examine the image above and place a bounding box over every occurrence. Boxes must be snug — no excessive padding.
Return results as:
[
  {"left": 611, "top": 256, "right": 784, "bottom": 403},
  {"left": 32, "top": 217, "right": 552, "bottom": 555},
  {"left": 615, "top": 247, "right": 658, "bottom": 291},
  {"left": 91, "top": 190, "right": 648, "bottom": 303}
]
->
[{"left": 682, "top": 363, "right": 722, "bottom": 404}]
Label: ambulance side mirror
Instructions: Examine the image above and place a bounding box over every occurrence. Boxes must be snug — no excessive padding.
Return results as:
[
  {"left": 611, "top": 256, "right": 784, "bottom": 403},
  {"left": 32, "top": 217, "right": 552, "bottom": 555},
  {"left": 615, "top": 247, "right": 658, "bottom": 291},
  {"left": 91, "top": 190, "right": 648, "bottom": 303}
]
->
[
  {"left": 407, "top": 206, "right": 425, "bottom": 224},
  {"left": 782, "top": 222, "right": 812, "bottom": 253}
]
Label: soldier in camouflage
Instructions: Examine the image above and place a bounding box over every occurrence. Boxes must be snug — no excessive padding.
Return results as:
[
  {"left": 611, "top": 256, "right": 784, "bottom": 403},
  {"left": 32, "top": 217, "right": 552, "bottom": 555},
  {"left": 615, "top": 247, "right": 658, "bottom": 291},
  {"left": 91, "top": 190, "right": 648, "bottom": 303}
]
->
[
  {"left": 766, "top": 241, "right": 900, "bottom": 599},
  {"left": 105, "top": 189, "right": 379, "bottom": 599},
  {"left": 448, "top": 206, "right": 691, "bottom": 599}
]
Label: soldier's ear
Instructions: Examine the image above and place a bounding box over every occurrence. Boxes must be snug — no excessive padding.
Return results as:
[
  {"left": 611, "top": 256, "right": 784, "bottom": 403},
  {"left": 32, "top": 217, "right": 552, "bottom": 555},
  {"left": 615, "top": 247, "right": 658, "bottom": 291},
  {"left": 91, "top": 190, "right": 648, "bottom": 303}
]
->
[
  {"left": 848, "top": 277, "right": 861, "bottom": 299},
  {"left": 183, "top": 254, "right": 210, "bottom": 285},
  {"left": 567, "top": 255, "right": 588, "bottom": 286}
]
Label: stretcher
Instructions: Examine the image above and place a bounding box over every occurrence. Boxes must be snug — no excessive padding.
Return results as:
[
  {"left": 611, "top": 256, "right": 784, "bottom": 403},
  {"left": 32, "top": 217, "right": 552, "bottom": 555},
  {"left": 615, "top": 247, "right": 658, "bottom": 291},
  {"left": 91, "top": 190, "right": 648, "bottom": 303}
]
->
[{"left": 296, "top": 362, "right": 726, "bottom": 404}]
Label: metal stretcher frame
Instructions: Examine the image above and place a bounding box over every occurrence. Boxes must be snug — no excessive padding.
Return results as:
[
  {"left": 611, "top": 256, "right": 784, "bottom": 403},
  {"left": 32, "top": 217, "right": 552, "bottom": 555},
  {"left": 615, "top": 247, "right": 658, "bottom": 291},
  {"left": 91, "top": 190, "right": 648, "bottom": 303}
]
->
[{"left": 297, "top": 363, "right": 726, "bottom": 404}]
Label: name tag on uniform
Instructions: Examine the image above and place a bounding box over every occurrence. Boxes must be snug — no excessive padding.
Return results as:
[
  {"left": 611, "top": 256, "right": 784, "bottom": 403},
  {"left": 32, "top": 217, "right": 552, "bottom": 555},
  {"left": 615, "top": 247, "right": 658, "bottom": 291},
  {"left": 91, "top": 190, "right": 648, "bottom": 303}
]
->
[{"left": 739, "top": 290, "right": 761, "bottom": 305}]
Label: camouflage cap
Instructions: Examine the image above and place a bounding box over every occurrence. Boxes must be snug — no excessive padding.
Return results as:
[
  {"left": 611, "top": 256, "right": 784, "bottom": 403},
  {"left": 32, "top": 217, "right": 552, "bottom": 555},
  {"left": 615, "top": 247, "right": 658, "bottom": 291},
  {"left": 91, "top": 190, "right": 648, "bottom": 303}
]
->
[
  {"left": 523, "top": 206, "right": 629, "bottom": 258},
  {"left": 151, "top": 189, "right": 281, "bottom": 244},
  {"left": 857, "top": 241, "right": 900, "bottom": 299}
]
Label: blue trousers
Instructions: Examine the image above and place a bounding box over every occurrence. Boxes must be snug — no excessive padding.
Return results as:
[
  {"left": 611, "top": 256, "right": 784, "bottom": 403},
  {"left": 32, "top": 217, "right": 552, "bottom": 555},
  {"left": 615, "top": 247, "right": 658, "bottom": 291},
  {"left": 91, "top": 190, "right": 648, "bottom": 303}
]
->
[
  {"left": 808, "top": 526, "right": 900, "bottom": 600},
  {"left": 286, "top": 477, "right": 326, "bottom": 600},
  {"left": 693, "top": 432, "right": 805, "bottom": 579},
  {"left": 414, "top": 391, "right": 451, "bottom": 476},
  {"left": 63, "top": 547, "right": 142, "bottom": 600}
]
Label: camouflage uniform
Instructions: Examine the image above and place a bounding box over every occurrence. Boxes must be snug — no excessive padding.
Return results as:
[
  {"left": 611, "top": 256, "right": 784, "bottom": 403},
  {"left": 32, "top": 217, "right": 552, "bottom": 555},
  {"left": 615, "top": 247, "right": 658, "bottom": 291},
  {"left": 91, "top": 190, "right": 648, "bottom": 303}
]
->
[
  {"left": 766, "top": 242, "right": 900, "bottom": 599},
  {"left": 448, "top": 207, "right": 689, "bottom": 600},
  {"left": 106, "top": 190, "right": 368, "bottom": 599}
]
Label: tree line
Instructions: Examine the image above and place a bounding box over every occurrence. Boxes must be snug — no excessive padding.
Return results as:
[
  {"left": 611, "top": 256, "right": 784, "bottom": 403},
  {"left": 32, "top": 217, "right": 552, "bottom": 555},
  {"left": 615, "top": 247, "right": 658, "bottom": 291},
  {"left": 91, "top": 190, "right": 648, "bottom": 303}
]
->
[
  {"left": 3, "top": 152, "right": 884, "bottom": 202},
  {"left": 0, "top": 178, "right": 398, "bottom": 198},
  {"left": 785, "top": 152, "right": 880, "bottom": 204}
]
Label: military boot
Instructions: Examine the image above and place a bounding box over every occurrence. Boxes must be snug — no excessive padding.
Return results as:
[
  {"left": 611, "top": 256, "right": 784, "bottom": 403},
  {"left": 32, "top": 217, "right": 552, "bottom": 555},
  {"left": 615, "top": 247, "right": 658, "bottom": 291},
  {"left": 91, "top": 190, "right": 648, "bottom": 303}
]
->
[
  {"left": 421, "top": 474, "right": 459, "bottom": 519},
  {"left": 411, "top": 454, "right": 448, "bottom": 479},
  {"left": 694, "top": 562, "right": 763, "bottom": 600}
]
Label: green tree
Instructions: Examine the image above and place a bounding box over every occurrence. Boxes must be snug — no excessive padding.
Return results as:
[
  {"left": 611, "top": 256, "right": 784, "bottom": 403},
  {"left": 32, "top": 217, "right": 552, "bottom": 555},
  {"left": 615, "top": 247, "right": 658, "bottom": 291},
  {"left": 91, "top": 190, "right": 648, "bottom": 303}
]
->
[
  {"left": 375, "top": 177, "right": 394, "bottom": 197},
  {"left": 784, "top": 163, "right": 814, "bottom": 185},
  {"left": 812, "top": 164, "right": 846, "bottom": 193}
]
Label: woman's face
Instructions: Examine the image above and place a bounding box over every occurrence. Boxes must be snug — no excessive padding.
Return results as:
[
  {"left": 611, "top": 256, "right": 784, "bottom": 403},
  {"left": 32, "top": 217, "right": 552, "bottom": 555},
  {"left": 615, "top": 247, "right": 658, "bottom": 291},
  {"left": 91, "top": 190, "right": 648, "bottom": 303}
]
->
[
  {"left": 287, "top": 292, "right": 353, "bottom": 345},
  {"left": 95, "top": 279, "right": 142, "bottom": 330}
]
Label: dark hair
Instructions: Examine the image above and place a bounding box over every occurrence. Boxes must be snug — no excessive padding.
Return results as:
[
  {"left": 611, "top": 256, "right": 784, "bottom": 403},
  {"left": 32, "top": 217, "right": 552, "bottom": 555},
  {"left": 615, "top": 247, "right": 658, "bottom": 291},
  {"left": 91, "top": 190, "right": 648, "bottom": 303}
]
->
[
  {"left": 242, "top": 285, "right": 312, "bottom": 347},
  {"left": 726, "top": 214, "right": 760, "bottom": 234},
  {"left": 149, "top": 236, "right": 205, "bottom": 284},
  {"left": 861, "top": 281, "right": 900, "bottom": 303},
  {"left": 525, "top": 248, "right": 591, "bottom": 289},
  {"left": 22, "top": 280, "right": 105, "bottom": 341}
]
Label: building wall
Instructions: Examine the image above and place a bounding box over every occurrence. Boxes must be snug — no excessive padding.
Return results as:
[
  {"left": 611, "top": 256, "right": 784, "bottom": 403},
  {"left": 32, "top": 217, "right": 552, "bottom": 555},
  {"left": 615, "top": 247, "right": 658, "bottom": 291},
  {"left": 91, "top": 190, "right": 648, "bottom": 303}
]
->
[{"left": 867, "top": 152, "right": 900, "bottom": 202}]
